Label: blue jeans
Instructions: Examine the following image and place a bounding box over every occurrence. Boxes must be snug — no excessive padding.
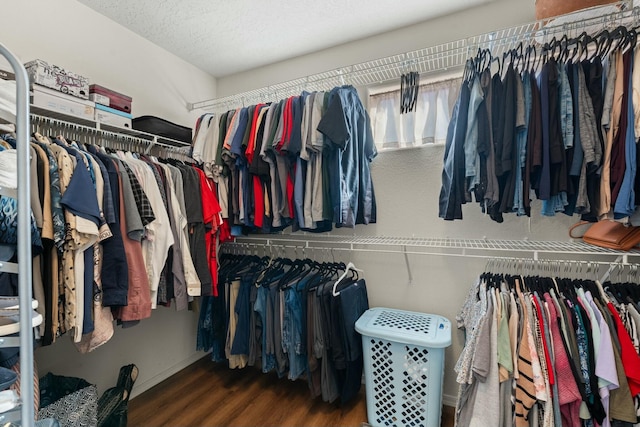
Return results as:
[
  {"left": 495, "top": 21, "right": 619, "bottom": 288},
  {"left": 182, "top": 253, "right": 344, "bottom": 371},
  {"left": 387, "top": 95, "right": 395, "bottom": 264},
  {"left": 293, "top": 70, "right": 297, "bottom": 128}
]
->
[
  {"left": 513, "top": 75, "right": 532, "bottom": 216},
  {"left": 614, "top": 68, "right": 636, "bottom": 217},
  {"left": 254, "top": 286, "right": 276, "bottom": 373},
  {"left": 284, "top": 284, "right": 307, "bottom": 380},
  {"left": 230, "top": 278, "right": 252, "bottom": 355}
]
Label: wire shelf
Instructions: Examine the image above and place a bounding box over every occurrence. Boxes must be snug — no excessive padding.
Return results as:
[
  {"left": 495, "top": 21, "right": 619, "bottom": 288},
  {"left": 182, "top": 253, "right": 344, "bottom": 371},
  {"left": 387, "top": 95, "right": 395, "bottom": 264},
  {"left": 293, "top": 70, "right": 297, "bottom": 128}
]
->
[
  {"left": 31, "top": 107, "right": 191, "bottom": 148},
  {"left": 188, "top": 1, "right": 638, "bottom": 112},
  {"left": 228, "top": 235, "right": 640, "bottom": 259}
]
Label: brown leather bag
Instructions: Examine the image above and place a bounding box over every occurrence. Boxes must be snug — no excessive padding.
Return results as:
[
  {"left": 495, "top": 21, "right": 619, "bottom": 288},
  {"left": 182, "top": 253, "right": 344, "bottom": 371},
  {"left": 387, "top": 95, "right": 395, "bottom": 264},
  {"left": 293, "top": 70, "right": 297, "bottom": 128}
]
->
[{"left": 579, "top": 220, "right": 640, "bottom": 251}]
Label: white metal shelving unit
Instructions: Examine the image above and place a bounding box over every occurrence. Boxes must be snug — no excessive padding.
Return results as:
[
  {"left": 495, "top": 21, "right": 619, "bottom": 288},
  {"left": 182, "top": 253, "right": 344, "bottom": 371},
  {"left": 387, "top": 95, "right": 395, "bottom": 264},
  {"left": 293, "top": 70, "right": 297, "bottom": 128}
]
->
[
  {"left": 225, "top": 235, "right": 640, "bottom": 286},
  {"left": 0, "top": 57, "right": 195, "bottom": 426},
  {"left": 0, "top": 42, "right": 35, "bottom": 427},
  {"left": 30, "top": 106, "right": 192, "bottom": 153},
  {"left": 228, "top": 235, "right": 640, "bottom": 261}
]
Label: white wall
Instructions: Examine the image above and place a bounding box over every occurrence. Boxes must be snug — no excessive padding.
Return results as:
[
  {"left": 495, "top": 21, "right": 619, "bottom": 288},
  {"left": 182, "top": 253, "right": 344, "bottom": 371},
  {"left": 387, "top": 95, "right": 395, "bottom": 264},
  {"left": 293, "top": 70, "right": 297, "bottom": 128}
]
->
[
  {"left": 217, "top": 0, "right": 537, "bottom": 97},
  {"left": 0, "top": 0, "right": 216, "bottom": 399},
  {"left": 214, "top": 0, "right": 584, "bottom": 407}
]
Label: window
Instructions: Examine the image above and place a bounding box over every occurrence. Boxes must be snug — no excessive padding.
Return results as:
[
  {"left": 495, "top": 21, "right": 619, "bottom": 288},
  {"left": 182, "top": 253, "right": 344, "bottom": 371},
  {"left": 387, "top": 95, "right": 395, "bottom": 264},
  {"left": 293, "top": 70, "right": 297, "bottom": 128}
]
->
[{"left": 368, "top": 77, "right": 461, "bottom": 151}]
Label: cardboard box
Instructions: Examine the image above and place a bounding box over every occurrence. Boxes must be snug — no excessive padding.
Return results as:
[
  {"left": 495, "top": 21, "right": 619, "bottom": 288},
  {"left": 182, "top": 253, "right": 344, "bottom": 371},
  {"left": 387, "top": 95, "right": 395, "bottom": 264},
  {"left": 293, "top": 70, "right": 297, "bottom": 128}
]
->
[
  {"left": 25, "top": 59, "right": 89, "bottom": 100},
  {"left": 90, "top": 84, "right": 132, "bottom": 114},
  {"left": 95, "top": 103, "right": 132, "bottom": 129},
  {"left": 31, "top": 85, "right": 95, "bottom": 121},
  {"left": 89, "top": 93, "right": 110, "bottom": 106}
]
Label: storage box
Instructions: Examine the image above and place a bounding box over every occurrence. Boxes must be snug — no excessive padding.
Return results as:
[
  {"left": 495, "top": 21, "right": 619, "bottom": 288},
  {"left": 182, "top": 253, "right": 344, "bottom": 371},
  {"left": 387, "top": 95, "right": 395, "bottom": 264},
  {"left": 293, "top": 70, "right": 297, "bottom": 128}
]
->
[
  {"left": 89, "top": 84, "right": 132, "bottom": 114},
  {"left": 355, "top": 308, "right": 451, "bottom": 427},
  {"left": 94, "top": 103, "right": 132, "bottom": 129},
  {"left": 25, "top": 59, "right": 89, "bottom": 100},
  {"left": 31, "top": 85, "right": 95, "bottom": 121},
  {"left": 132, "top": 116, "right": 192, "bottom": 143},
  {"left": 89, "top": 93, "right": 110, "bottom": 106}
]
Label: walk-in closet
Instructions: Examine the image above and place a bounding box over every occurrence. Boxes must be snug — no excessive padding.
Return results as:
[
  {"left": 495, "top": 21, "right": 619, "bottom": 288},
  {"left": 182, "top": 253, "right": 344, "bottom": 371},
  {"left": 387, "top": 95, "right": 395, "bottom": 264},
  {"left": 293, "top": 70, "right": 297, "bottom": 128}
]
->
[{"left": 2, "top": 0, "right": 640, "bottom": 426}]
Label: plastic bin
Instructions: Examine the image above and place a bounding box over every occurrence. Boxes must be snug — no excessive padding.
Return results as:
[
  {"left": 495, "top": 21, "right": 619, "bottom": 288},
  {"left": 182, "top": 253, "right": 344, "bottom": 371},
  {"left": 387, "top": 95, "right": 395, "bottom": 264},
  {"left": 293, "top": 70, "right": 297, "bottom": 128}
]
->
[{"left": 355, "top": 308, "right": 451, "bottom": 427}]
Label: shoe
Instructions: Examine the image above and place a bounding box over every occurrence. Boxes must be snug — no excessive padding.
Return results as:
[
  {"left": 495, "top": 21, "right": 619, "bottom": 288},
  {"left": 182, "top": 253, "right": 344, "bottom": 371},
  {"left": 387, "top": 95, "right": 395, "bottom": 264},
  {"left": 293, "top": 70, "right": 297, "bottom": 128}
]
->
[
  {"left": 0, "top": 297, "right": 38, "bottom": 310},
  {"left": 0, "top": 309, "right": 42, "bottom": 336}
]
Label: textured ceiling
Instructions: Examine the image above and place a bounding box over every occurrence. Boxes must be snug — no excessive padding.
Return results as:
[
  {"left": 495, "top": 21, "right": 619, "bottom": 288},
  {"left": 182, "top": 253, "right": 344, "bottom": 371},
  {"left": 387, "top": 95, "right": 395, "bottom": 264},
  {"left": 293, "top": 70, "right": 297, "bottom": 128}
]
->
[{"left": 77, "top": 0, "right": 492, "bottom": 77}]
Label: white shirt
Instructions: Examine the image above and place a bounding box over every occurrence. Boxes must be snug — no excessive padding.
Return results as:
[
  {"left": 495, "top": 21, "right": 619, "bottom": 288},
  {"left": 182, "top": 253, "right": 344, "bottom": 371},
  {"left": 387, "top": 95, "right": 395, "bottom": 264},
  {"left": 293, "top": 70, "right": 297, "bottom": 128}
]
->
[
  {"left": 121, "top": 152, "right": 174, "bottom": 308},
  {"left": 158, "top": 163, "right": 201, "bottom": 300}
]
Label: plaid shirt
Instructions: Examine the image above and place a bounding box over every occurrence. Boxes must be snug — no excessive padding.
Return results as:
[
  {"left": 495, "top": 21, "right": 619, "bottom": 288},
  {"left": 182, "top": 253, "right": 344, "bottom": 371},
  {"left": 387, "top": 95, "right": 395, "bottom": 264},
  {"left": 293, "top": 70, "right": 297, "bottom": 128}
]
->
[{"left": 121, "top": 162, "right": 155, "bottom": 226}]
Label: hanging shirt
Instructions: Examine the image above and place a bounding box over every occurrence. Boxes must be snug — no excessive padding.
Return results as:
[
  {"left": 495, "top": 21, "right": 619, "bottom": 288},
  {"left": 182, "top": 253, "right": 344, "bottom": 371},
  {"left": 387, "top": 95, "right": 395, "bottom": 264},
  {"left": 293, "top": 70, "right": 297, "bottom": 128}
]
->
[
  {"left": 440, "top": 78, "right": 470, "bottom": 221},
  {"left": 60, "top": 149, "right": 101, "bottom": 342},
  {"left": 464, "top": 75, "right": 484, "bottom": 194},
  {"left": 112, "top": 161, "right": 152, "bottom": 322},
  {"left": 192, "top": 113, "right": 214, "bottom": 164},
  {"left": 606, "top": 302, "right": 640, "bottom": 396},
  {"left": 121, "top": 152, "right": 174, "bottom": 308},
  {"left": 317, "top": 86, "right": 377, "bottom": 227},
  {"left": 614, "top": 48, "right": 637, "bottom": 218},
  {"left": 92, "top": 152, "right": 129, "bottom": 307},
  {"left": 600, "top": 51, "right": 624, "bottom": 217},
  {"left": 162, "top": 163, "right": 200, "bottom": 303},
  {"left": 193, "top": 166, "right": 221, "bottom": 296},
  {"left": 610, "top": 51, "right": 632, "bottom": 209},
  {"left": 179, "top": 164, "right": 212, "bottom": 295}
]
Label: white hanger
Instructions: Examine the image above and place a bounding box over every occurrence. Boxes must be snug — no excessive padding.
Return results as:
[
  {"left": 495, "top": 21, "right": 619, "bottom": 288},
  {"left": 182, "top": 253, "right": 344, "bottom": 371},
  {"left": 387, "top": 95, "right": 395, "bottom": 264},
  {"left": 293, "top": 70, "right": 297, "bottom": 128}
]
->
[{"left": 332, "top": 262, "right": 364, "bottom": 296}]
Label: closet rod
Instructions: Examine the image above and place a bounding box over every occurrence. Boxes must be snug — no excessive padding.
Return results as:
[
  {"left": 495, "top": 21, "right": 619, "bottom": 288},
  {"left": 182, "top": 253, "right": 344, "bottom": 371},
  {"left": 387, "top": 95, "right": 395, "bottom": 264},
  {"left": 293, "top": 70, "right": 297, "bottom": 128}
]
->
[
  {"left": 188, "top": 1, "right": 636, "bottom": 112},
  {"left": 223, "top": 244, "right": 633, "bottom": 285},
  {"left": 483, "top": 256, "right": 624, "bottom": 266}
]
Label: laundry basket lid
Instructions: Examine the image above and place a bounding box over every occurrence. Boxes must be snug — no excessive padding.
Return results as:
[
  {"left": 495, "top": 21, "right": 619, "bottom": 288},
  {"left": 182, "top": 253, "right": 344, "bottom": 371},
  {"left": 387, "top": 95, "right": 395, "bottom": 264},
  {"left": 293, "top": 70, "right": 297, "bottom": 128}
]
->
[{"left": 355, "top": 307, "right": 451, "bottom": 348}]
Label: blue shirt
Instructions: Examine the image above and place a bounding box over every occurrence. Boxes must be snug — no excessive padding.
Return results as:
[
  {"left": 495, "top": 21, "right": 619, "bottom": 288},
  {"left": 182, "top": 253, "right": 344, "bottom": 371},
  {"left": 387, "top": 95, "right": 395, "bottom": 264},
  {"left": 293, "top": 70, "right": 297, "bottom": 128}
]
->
[{"left": 317, "top": 86, "right": 377, "bottom": 227}]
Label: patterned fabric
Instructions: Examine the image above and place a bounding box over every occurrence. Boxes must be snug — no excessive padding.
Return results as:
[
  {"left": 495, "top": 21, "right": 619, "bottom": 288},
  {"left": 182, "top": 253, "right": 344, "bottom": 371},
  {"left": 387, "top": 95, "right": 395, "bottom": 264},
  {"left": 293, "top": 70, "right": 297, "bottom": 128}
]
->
[
  {"left": 38, "top": 383, "right": 97, "bottom": 427},
  {"left": 530, "top": 294, "right": 554, "bottom": 427},
  {"left": 0, "top": 197, "right": 43, "bottom": 251},
  {"left": 34, "top": 141, "right": 65, "bottom": 249},
  {"left": 9, "top": 359, "right": 39, "bottom": 416},
  {"left": 572, "top": 302, "right": 592, "bottom": 397},
  {"left": 144, "top": 160, "right": 168, "bottom": 305},
  {"left": 455, "top": 279, "right": 488, "bottom": 384},
  {"left": 0, "top": 147, "right": 43, "bottom": 253},
  {"left": 49, "top": 143, "right": 77, "bottom": 336},
  {"left": 121, "top": 162, "right": 155, "bottom": 226},
  {"left": 515, "top": 309, "right": 536, "bottom": 426}
]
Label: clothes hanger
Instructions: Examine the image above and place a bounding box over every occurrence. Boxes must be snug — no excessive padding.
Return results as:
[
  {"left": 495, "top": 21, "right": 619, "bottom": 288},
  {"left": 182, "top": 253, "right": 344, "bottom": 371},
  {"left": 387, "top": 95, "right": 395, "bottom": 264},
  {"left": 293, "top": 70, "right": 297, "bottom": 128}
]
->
[
  {"left": 332, "top": 262, "right": 363, "bottom": 296},
  {"left": 511, "top": 42, "right": 524, "bottom": 74}
]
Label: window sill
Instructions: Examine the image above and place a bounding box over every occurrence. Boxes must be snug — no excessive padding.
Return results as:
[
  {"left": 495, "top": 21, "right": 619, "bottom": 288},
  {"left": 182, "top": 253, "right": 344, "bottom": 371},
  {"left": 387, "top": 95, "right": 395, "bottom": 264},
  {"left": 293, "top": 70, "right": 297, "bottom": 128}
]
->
[{"left": 376, "top": 141, "right": 445, "bottom": 154}]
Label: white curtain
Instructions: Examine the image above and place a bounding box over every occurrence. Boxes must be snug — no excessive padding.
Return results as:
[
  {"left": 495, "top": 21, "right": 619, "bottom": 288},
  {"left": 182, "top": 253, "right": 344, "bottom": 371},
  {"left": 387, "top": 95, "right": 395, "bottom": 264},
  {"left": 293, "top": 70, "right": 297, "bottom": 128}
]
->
[{"left": 369, "top": 77, "right": 461, "bottom": 150}]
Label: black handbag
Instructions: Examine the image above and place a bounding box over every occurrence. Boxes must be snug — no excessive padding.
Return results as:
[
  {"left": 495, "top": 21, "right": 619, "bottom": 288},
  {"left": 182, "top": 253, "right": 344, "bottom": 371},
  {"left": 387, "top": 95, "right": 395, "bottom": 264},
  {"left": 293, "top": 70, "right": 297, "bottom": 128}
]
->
[{"left": 97, "top": 364, "right": 138, "bottom": 427}]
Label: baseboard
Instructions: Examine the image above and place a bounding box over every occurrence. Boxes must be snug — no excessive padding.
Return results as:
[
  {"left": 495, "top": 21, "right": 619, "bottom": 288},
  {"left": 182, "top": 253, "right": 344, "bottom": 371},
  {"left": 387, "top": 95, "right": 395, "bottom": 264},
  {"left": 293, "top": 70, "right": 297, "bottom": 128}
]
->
[
  {"left": 442, "top": 393, "right": 456, "bottom": 408},
  {"left": 129, "top": 351, "right": 207, "bottom": 399}
]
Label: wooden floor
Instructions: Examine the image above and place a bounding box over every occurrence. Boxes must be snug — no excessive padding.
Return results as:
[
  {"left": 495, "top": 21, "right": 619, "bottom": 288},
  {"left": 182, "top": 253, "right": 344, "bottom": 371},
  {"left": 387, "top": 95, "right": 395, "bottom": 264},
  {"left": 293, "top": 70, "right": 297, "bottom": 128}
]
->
[{"left": 129, "top": 356, "right": 454, "bottom": 427}]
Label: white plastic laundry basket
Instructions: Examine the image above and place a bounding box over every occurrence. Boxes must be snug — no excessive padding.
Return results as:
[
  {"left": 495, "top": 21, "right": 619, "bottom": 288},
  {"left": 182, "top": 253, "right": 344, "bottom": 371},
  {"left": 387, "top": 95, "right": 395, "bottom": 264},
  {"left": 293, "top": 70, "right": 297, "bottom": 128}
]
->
[{"left": 355, "top": 308, "right": 451, "bottom": 427}]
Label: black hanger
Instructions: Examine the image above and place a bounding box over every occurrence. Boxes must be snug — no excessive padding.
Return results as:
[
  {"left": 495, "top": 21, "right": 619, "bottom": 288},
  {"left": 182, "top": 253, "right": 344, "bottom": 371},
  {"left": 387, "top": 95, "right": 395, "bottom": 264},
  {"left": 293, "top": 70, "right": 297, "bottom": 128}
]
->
[
  {"left": 279, "top": 258, "right": 313, "bottom": 289},
  {"left": 490, "top": 55, "right": 502, "bottom": 77},
  {"left": 502, "top": 50, "right": 511, "bottom": 77},
  {"left": 560, "top": 34, "right": 569, "bottom": 63}
]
